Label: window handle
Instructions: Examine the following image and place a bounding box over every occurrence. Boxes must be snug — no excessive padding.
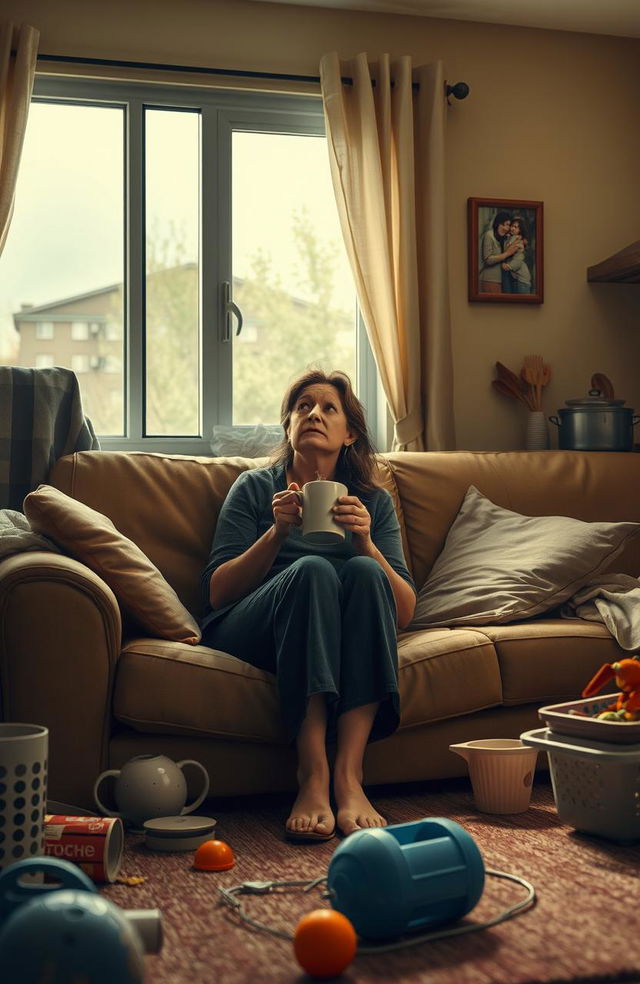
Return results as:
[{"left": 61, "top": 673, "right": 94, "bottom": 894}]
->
[{"left": 222, "top": 281, "right": 243, "bottom": 342}]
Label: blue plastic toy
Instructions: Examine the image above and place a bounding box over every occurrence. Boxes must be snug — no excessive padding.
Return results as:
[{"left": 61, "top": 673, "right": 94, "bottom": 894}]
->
[
  {"left": 0, "top": 856, "right": 96, "bottom": 924},
  {"left": 0, "top": 858, "right": 145, "bottom": 984},
  {"left": 327, "top": 817, "right": 485, "bottom": 940}
]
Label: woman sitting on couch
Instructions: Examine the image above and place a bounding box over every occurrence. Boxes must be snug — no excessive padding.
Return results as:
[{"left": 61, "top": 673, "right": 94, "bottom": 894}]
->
[{"left": 200, "top": 369, "right": 416, "bottom": 841}]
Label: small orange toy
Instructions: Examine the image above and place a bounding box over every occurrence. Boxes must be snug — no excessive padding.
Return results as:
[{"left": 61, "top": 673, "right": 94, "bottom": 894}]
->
[
  {"left": 293, "top": 908, "right": 357, "bottom": 979},
  {"left": 193, "top": 839, "right": 235, "bottom": 871},
  {"left": 582, "top": 657, "right": 640, "bottom": 720}
]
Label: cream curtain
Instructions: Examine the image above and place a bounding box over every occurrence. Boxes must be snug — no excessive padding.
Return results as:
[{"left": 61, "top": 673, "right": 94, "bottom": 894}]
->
[
  {"left": 0, "top": 22, "right": 39, "bottom": 256},
  {"left": 320, "top": 52, "right": 455, "bottom": 450}
]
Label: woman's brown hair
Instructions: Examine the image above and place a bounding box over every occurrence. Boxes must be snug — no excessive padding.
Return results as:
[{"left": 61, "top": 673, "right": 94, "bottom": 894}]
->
[{"left": 270, "top": 368, "right": 379, "bottom": 493}]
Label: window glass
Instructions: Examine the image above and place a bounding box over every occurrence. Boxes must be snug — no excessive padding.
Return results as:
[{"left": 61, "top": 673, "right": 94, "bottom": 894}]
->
[
  {"left": 0, "top": 101, "right": 125, "bottom": 434},
  {"left": 231, "top": 131, "right": 356, "bottom": 426},
  {"left": 0, "top": 80, "right": 375, "bottom": 452},
  {"left": 144, "top": 108, "right": 200, "bottom": 436}
]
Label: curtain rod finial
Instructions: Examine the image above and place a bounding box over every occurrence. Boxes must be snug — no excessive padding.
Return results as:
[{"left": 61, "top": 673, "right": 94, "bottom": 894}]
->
[{"left": 446, "top": 81, "right": 470, "bottom": 102}]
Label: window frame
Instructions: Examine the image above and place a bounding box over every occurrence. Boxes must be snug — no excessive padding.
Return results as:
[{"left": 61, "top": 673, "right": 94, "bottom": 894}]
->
[{"left": 30, "top": 76, "right": 378, "bottom": 453}]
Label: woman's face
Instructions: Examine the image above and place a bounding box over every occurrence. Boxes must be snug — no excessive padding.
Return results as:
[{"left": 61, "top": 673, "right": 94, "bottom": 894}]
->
[
  {"left": 497, "top": 219, "right": 511, "bottom": 237},
  {"left": 287, "top": 383, "right": 355, "bottom": 456}
]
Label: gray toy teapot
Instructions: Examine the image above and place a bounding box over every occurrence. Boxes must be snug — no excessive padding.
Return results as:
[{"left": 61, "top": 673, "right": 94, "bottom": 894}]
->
[{"left": 94, "top": 754, "right": 209, "bottom": 826}]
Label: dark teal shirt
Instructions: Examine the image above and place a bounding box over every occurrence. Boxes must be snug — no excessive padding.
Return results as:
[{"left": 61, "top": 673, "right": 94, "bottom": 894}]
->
[{"left": 200, "top": 464, "right": 414, "bottom": 628}]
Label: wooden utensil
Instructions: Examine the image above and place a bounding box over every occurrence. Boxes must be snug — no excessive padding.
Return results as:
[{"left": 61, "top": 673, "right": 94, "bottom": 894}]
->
[
  {"left": 521, "top": 354, "right": 551, "bottom": 411},
  {"left": 492, "top": 378, "right": 533, "bottom": 409},
  {"left": 590, "top": 372, "right": 615, "bottom": 399},
  {"left": 494, "top": 362, "right": 534, "bottom": 409}
]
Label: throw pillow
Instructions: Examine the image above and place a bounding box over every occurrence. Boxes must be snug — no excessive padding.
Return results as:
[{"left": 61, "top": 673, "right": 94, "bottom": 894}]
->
[
  {"left": 24, "top": 485, "right": 201, "bottom": 644},
  {"left": 409, "top": 485, "right": 640, "bottom": 628}
]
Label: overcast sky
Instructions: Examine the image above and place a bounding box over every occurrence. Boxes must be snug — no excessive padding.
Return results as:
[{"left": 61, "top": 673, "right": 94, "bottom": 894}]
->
[{"left": 0, "top": 101, "right": 354, "bottom": 359}]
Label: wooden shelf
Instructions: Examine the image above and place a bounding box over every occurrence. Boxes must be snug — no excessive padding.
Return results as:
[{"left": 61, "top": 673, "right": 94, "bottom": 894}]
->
[{"left": 587, "top": 240, "right": 640, "bottom": 283}]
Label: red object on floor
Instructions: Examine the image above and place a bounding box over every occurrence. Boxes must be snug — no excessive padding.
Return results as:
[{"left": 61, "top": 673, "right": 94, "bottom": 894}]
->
[
  {"left": 293, "top": 908, "right": 357, "bottom": 979},
  {"left": 193, "top": 840, "right": 235, "bottom": 871}
]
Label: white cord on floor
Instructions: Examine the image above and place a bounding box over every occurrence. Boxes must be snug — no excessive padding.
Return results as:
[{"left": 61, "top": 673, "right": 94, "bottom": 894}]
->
[{"left": 218, "top": 868, "right": 536, "bottom": 952}]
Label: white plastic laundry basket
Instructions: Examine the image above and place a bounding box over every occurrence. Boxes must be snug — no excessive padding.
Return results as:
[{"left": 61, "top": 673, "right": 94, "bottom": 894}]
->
[{"left": 521, "top": 727, "right": 640, "bottom": 843}]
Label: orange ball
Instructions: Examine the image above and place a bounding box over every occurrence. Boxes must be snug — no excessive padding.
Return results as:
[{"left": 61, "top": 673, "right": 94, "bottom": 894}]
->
[
  {"left": 193, "top": 839, "right": 235, "bottom": 871},
  {"left": 293, "top": 908, "right": 357, "bottom": 979}
]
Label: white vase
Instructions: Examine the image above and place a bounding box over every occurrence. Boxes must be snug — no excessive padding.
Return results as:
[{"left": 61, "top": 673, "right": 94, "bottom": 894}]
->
[{"left": 525, "top": 411, "right": 549, "bottom": 450}]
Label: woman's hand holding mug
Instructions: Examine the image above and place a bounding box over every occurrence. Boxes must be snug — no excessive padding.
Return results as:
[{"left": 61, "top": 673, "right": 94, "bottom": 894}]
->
[
  {"left": 332, "top": 495, "right": 372, "bottom": 547},
  {"left": 272, "top": 483, "right": 302, "bottom": 538}
]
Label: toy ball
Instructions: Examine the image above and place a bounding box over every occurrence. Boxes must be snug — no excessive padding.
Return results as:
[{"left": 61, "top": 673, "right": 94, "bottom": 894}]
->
[
  {"left": 193, "top": 839, "right": 235, "bottom": 871},
  {"left": 0, "top": 889, "right": 145, "bottom": 984},
  {"left": 327, "top": 817, "right": 485, "bottom": 940},
  {"left": 293, "top": 908, "right": 357, "bottom": 979}
]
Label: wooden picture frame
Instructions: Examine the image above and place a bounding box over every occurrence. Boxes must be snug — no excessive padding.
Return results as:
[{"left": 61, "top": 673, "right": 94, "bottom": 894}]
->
[{"left": 468, "top": 198, "right": 543, "bottom": 304}]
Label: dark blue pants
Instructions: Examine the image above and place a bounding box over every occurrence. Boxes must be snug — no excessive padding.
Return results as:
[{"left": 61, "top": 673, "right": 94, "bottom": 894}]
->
[{"left": 202, "top": 555, "right": 399, "bottom": 743}]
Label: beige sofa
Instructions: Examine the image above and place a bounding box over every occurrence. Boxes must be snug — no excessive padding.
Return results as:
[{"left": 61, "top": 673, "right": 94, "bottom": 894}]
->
[{"left": 1, "top": 449, "right": 638, "bottom": 810}]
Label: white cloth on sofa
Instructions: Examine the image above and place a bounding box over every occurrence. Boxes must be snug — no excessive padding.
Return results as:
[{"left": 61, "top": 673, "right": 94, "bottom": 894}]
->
[
  {"left": 0, "top": 509, "right": 61, "bottom": 560},
  {"left": 561, "top": 573, "right": 640, "bottom": 651}
]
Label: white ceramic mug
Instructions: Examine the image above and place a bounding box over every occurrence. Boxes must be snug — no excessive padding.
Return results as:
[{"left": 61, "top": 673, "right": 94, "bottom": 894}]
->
[
  {"left": 300, "top": 480, "right": 348, "bottom": 544},
  {"left": 93, "top": 754, "right": 209, "bottom": 826}
]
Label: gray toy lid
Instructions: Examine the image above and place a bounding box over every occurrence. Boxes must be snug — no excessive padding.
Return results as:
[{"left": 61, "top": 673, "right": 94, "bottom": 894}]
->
[{"left": 143, "top": 816, "right": 217, "bottom": 838}]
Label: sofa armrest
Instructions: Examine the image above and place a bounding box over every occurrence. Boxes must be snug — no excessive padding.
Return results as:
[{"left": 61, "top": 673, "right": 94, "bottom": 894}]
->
[{"left": 0, "top": 551, "right": 122, "bottom": 808}]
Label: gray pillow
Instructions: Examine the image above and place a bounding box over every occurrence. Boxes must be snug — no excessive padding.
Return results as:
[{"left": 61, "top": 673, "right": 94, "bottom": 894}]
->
[{"left": 409, "top": 485, "right": 640, "bottom": 628}]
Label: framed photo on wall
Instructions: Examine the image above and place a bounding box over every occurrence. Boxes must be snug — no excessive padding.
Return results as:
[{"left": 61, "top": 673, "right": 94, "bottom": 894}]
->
[{"left": 468, "top": 198, "right": 543, "bottom": 304}]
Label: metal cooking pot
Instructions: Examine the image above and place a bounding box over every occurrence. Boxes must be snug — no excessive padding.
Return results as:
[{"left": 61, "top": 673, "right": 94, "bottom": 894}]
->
[{"left": 549, "top": 390, "right": 640, "bottom": 451}]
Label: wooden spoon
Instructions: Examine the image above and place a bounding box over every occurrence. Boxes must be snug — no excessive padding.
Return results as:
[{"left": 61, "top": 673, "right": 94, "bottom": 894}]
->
[{"left": 590, "top": 372, "right": 614, "bottom": 399}]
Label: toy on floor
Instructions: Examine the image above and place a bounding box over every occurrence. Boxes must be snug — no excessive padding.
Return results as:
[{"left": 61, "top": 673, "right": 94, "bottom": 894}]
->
[
  {"left": 94, "top": 753, "right": 209, "bottom": 826},
  {"left": 0, "top": 857, "right": 162, "bottom": 984},
  {"left": 219, "top": 817, "right": 535, "bottom": 978},
  {"left": 293, "top": 908, "right": 357, "bottom": 978},
  {"left": 327, "top": 818, "right": 484, "bottom": 938},
  {"left": 0, "top": 889, "right": 145, "bottom": 984},
  {"left": 582, "top": 656, "right": 640, "bottom": 720},
  {"left": 194, "top": 839, "right": 235, "bottom": 871}
]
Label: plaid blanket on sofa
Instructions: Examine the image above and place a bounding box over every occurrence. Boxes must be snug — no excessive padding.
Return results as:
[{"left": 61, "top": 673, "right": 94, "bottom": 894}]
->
[{"left": 0, "top": 367, "right": 100, "bottom": 511}]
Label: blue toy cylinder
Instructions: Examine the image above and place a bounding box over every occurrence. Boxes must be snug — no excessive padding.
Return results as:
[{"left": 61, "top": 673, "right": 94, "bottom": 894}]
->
[
  {"left": 327, "top": 817, "right": 485, "bottom": 940},
  {"left": 0, "top": 890, "right": 145, "bottom": 984}
]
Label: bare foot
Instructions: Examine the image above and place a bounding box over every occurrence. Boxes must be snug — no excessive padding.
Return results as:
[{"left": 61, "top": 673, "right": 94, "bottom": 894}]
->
[
  {"left": 286, "top": 773, "right": 335, "bottom": 840},
  {"left": 334, "top": 776, "right": 386, "bottom": 836}
]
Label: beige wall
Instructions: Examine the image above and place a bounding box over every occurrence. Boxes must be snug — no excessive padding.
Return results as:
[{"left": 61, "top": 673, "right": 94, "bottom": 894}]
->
[{"left": 7, "top": 0, "right": 640, "bottom": 449}]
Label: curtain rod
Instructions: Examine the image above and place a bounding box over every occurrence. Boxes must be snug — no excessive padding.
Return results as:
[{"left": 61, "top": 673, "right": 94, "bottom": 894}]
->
[{"left": 36, "top": 53, "right": 469, "bottom": 99}]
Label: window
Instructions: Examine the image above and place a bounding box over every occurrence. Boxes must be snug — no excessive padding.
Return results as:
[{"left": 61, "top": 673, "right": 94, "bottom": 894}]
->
[
  {"left": 71, "top": 354, "right": 89, "bottom": 373},
  {"left": 71, "top": 322, "right": 90, "bottom": 341},
  {"left": 35, "top": 354, "right": 54, "bottom": 368},
  {"left": 35, "top": 322, "right": 54, "bottom": 339},
  {"left": 0, "top": 77, "right": 377, "bottom": 452}
]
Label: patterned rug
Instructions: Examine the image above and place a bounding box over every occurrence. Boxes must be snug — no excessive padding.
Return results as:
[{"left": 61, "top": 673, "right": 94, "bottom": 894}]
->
[{"left": 101, "top": 777, "right": 640, "bottom": 984}]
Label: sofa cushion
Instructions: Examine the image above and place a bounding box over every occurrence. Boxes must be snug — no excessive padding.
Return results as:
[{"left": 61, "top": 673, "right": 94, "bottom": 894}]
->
[
  {"left": 24, "top": 485, "right": 201, "bottom": 644},
  {"left": 410, "top": 485, "right": 640, "bottom": 628},
  {"left": 384, "top": 450, "right": 640, "bottom": 593},
  {"left": 113, "top": 628, "right": 503, "bottom": 741},
  {"left": 476, "top": 619, "right": 621, "bottom": 704},
  {"left": 397, "top": 627, "right": 502, "bottom": 727},
  {"left": 114, "top": 640, "right": 286, "bottom": 742},
  {"left": 47, "top": 451, "right": 264, "bottom": 617}
]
